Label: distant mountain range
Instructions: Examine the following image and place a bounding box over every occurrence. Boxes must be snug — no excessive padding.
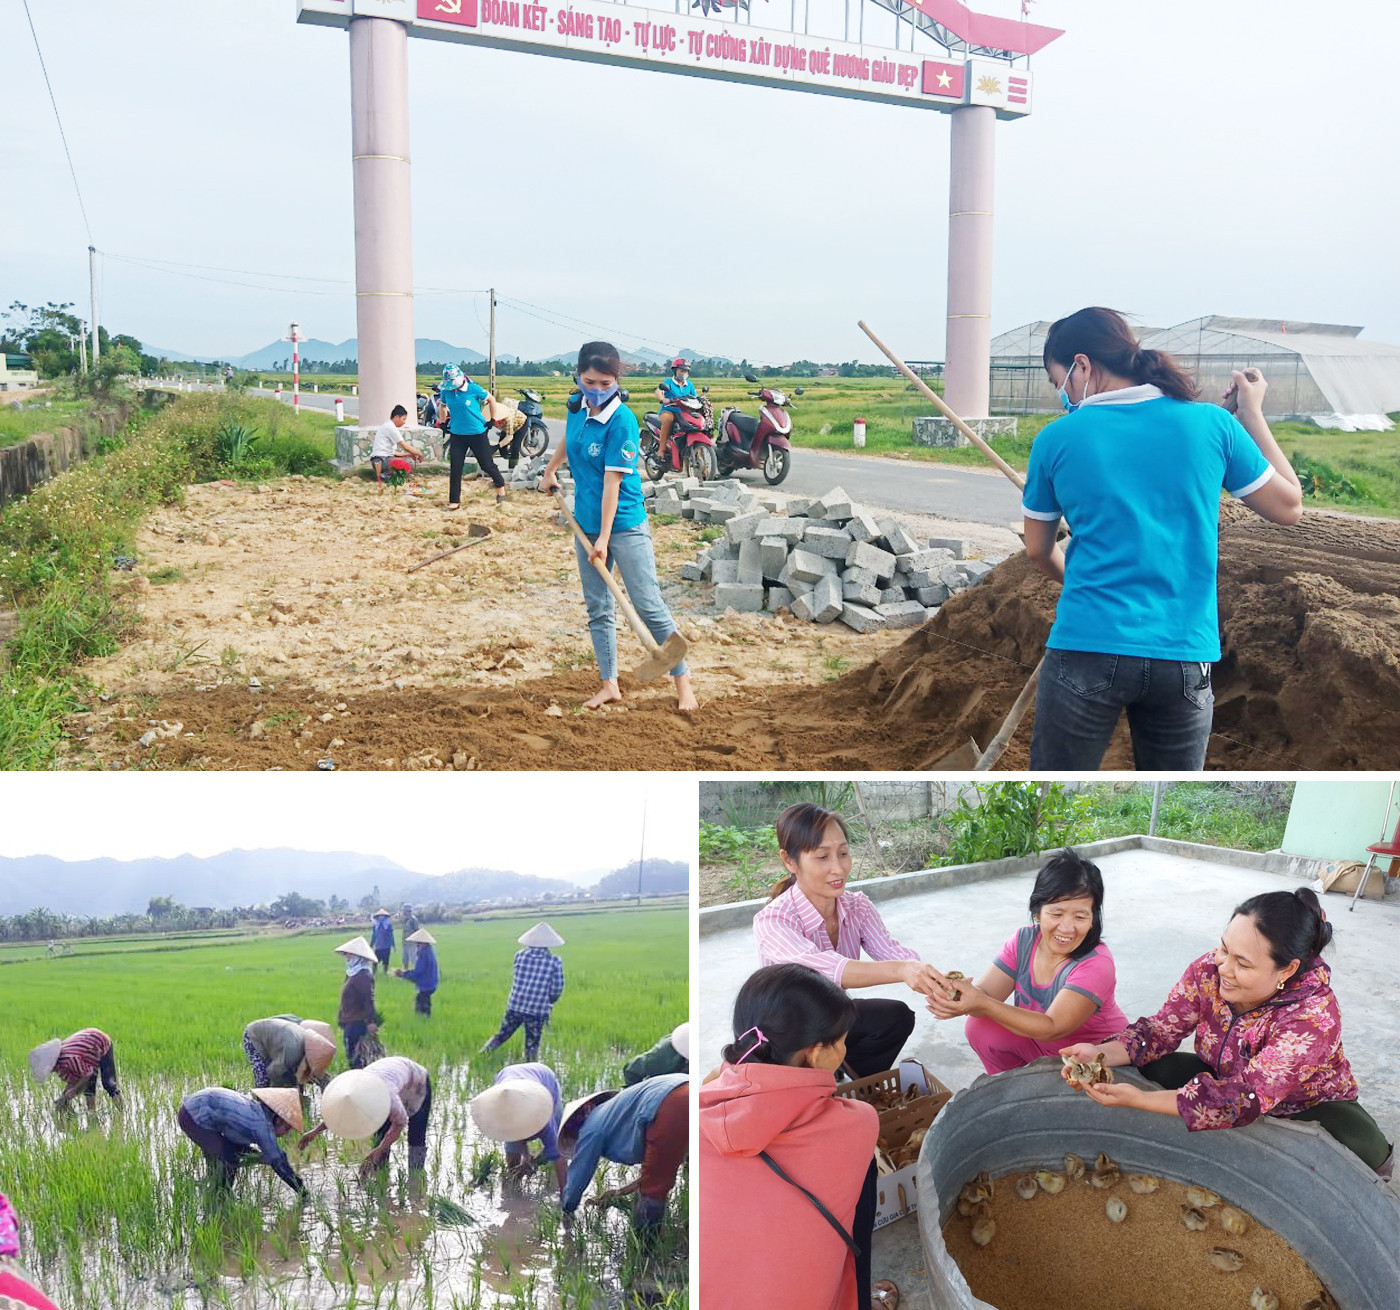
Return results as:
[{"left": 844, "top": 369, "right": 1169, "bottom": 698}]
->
[
  {"left": 0, "top": 849, "right": 689, "bottom": 917},
  {"left": 148, "top": 340, "right": 731, "bottom": 370}
]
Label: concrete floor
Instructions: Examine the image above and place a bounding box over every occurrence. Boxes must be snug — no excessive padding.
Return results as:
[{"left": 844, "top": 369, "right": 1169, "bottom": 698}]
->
[{"left": 699, "top": 849, "right": 1400, "bottom": 1310}]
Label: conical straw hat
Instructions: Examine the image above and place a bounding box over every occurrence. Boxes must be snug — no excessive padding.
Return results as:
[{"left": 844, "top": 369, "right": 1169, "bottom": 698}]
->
[
  {"left": 301, "top": 1030, "right": 336, "bottom": 1077},
  {"left": 470, "top": 1081, "right": 555, "bottom": 1142},
  {"left": 252, "top": 1087, "right": 304, "bottom": 1133},
  {"left": 670, "top": 1022, "right": 691, "bottom": 1062},
  {"left": 321, "top": 1069, "right": 392, "bottom": 1140},
  {"left": 28, "top": 1038, "right": 63, "bottom": 1082},
  {"left": 518, "top": 922, "right": 564, "bottom": 948},
  {"left": 560, "top": 1089, "right": 619, "bottom": 1144},
  {"left": 335, "top": 936, "right": 377, "bottom": 961},
  {"left": 299, "top": 1019, "right": 336, "bottom": 1047},
  {"left": 373, "top": 909, "right": 391, "bottom": 918},
  {"left": 406, "top": 928, "right": 436, "bottom": 945}
]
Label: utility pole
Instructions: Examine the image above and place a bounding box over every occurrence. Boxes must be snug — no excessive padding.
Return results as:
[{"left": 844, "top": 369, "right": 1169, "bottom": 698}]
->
[
  {"left": 89, "top": 245, "right": 100, "bottom": 364},
  {"left": 637, "top": 796, "right": 646, "bottom": 909},
  {"left": 77, "top": 325, "right": 87, "bottom": 375},
  {"left": 287, "top": 321, "right": 302, "bottom": 415},
  {"left": 489, "top": 287, "right": 497, "bottom": 399}
]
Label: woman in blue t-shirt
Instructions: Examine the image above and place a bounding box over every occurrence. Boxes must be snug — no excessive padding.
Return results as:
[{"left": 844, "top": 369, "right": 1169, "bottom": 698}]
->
[
  {"left": 437, "top": 364, "right": 507, "bottom": 509},
  {"left": 655, "top": 358, "right": 696, "bottom": 450},
  {"left": 541, "top": 342, "right": 698, "bottom": 714},
  {"left": 1023, "top": 307, "right": 1302, "bottom": 770}
]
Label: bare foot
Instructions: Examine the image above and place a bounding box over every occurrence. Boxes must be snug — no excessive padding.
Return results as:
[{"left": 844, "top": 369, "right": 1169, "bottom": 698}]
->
[
  {"left": 674, "top": 674, "right": 698, "bottom": 714},
  {"left": 583, "top": 681, "right": 624, "bottom": 710}
]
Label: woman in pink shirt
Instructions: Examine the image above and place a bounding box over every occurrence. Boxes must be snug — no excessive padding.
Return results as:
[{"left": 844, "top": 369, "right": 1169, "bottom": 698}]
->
[
  {"left": 701, "top": 963, "right": 897, "bottom": 1310},
  {"left": 926, "top": 849, "right": 1127, "bottom": 1073},
  {"left": 1061, "top": 887, "right": 1392, "bottom": 1178},
  {"left": 753, "top": 804, "right": 944, "bottom": 1081}
]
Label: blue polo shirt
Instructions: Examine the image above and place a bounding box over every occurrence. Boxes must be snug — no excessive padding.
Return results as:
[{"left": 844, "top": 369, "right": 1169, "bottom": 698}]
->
[
  {"left": 660, "top": 377, "right": 696, "bottom": 411},
  {"left": 441, "top": 380, "right": 490, "bottom": 436},
  {"left": 1022, "top": 386, "right": 1273, "bottom": 662},
  {"left": 565, "top": 396, "right": 646, "bottom": 536}
]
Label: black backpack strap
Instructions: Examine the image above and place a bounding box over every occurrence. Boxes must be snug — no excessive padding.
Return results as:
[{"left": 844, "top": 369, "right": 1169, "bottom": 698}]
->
[{"left": 758, "top": 1151, "right": 861, "bottom": 1255}]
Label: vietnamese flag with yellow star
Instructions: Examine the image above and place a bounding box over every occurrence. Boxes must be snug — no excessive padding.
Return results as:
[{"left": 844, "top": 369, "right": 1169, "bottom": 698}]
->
[{"left": 922, "top": 60, "right": 965, "bottom": 99}]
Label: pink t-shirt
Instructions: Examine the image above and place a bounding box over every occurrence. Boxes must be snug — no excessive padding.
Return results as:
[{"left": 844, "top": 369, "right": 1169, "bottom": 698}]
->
[{"left": 993, "top": 926, "right": 1127, "bottom": 1042}]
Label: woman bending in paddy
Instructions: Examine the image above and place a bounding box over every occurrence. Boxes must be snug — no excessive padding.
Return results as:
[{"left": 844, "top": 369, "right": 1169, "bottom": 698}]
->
[
  {"left": 925, "top": 848, "right": 1127, "bottom": 1074},
  {"left": 1062, "top": 887, "right": 1392, "bottom": 1179}
]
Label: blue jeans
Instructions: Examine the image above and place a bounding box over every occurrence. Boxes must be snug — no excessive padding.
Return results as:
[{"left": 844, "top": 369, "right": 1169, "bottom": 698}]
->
[
  {"left": 574, "top": 523, "right": 688, "bottom": 682},
  {"left": 1030, "top": 647, "right": 1213, "bottom": 770}
]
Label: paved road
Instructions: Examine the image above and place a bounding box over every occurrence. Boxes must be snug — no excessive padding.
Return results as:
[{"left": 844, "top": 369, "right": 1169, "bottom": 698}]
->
[{"left": 255, "top": 389, "right": 1022, "bottom": 526}]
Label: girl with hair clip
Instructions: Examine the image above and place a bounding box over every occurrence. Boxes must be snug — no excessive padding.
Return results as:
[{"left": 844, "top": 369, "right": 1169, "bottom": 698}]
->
[
  {"left": 1060, "top": 887, "right": 1393, "bottom": 1179},
  {"left": 753, "top": 803, "right": 945, "bottom": 1082},
  {"left": 925, "top": 848, "right": 1128, "bottom": 1074},
  {"left": 1024, "top": 306, "right": 1304, "bottom": 770},
  {"left": 700, "top": 963, "right": 900, "bottom": 1310},
  {"left": 540, "top": 341, "right": 697, "bottom": 714}
]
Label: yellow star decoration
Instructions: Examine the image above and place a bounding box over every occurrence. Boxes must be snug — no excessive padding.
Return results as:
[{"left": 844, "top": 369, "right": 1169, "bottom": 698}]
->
[
  {"left": 977, "top": 75, "right": 1002, "bottom": 96},
  {"left": 936, "top": 69, "right": 953, "bottom": 88}
]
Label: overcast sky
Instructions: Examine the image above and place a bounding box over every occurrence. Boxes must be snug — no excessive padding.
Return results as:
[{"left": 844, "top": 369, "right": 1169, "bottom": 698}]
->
[
  {"left": 0, "top": 774, "right": 695, "bottom": 878},
  {"left": 5, "top": 0, "right": 1397, "bottom": 363}
]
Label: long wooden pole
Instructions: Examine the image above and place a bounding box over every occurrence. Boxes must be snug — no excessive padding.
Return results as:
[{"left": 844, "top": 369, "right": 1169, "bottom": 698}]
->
[
  {"left": 857, "top": 319, "right": 1042, "bottom": 771},
  {"left": 858, "top": 319, "right": 1024, "bottom": 490}
]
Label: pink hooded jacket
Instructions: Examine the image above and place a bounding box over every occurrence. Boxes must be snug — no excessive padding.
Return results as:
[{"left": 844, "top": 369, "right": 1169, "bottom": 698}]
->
[
  {"left": 700, "top": 1062, "right": 878, "bottom": 1310},
  {"left": 1116, "top": 952, "right": 1358, "bottom": 1132}
]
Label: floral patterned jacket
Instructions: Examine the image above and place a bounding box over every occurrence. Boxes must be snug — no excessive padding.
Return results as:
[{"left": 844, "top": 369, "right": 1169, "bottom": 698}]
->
[{"left": 1114, "top": 952, "right": 1358, "bottom": 1132}]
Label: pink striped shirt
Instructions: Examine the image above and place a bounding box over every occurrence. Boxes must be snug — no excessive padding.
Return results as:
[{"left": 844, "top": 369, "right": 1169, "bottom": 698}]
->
[
  {"left": 753, "top": 886, "right": 919, "bottom": 986},
  {"left": 54, "top": 1028, "right": 111, "bottom": 1087}
]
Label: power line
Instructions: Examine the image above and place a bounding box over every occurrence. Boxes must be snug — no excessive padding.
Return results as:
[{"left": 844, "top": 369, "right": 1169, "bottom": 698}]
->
[{"left": 23, "top": 0, "right": 92, "bottom": 243}]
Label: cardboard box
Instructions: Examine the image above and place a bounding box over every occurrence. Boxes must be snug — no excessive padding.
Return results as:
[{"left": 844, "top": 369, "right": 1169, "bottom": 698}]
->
[{"left": 834, "top": 1059, "right": 953, "bottom": 1228}]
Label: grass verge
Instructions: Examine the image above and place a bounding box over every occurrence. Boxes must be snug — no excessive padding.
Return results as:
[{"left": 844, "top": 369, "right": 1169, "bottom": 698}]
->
[{"left": 0, "top": 393, "right": 338, "bottom": 768}]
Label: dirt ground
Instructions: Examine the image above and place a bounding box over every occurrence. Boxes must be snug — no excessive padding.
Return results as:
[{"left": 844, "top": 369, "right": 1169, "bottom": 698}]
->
[{"left": 62, "top": 480, "right": 1400, "bottom": 771}]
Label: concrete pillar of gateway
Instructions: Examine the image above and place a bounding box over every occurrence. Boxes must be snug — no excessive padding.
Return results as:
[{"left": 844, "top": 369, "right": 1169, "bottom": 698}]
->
[
  {"left": 335, "top": 17, "right": 431, "bottom": 466},
  {"left": 944, "top": 103, "right": 996, "bottom": 422}
]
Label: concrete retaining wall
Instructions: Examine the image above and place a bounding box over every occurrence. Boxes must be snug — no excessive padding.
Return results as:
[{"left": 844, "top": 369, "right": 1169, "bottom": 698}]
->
[
  {"left": 0, "top": 406, "right": 130, "bottom": 509},
  {"left": 699, "top": 834, "right": 1319, "bottom": 935}
]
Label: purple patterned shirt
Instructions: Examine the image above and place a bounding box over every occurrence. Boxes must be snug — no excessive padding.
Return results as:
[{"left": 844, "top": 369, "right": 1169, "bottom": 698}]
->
[{"left": 1115, "top": 952, "right": 1358, "bottom": 1131}]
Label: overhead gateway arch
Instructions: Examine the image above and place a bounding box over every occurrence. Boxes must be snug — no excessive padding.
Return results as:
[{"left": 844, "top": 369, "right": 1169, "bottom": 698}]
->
[{"left": 297, "top": 0, "right": 1063, "bottom": 443}]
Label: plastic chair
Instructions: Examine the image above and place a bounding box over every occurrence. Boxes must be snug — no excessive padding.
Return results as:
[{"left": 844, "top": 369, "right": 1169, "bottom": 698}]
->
[{"left": 1352, "top": 780, "right": 1400, "bottom": 911}]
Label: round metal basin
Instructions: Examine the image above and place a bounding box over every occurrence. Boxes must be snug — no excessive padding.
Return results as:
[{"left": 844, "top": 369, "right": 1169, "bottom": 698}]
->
[{"left": 916, "top": 1060, "right": 1399, "bottom": 1310}]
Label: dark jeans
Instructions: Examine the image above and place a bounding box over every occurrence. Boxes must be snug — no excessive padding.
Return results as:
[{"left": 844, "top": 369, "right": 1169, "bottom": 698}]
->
[
  {"left": 75, "top": 1045, "right": 121, "bottom": 1100},
  {"left": 1030, "top": 647, "right": 1214, "bottom": 770},
  {"left": 374, "top": 948, "right": 391, "bottom": 973},
  {"left": 843, "top": 998, "right": 916, "bottom": 1080},
  {"left": 373, "top": 1075, "right": 432, "bottom": 1161},
  {"left": 448, "top": 430, "right": 504, "bottom": 499},
  {"left": 342, "top": 1021, "right": 367, "bottom": 1067},
  {"left": 415, "top": 990, "right": 433, "bottom": 1016},
  {"left": 488, "top": 1009, "right": 548, "bottom": 1061},
  {"left": 1141, "top": 1052, "right": 1392, "bottom": 1173}
]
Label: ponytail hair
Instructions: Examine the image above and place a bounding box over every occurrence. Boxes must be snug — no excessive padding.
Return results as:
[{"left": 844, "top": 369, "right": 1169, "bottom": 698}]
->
[
  {"left": 576, "top": 340, "right": 625, "bottom": 379},
  {"left": 1231, "top": 887, "right": 1333, "bottom": 970},
  {"left": 721, "top": 963, "right": 855, "bottom": 1067},
  {"left": 767, "top": 803, "right": 850, "bottom": 901},
  {"left": 1044, "top": 307, "right": 1199, "bottom": 402}
]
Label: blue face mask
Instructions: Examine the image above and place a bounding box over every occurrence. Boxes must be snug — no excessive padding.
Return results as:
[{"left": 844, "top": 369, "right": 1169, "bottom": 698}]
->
[
  {"left": 1057, "top": 361, "right": 1079, "bottom": 412},
  {"left": 579, "top": 382, "right": 618, "bottom": 408}
]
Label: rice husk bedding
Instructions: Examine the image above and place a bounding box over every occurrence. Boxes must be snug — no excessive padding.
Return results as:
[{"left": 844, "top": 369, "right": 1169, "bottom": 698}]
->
[{"left": 941, "top": 1168, "right": 1328, "bottom": 1310}]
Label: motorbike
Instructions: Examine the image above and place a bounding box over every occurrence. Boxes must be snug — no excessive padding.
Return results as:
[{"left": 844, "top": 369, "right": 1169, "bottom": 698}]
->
[
  {"left": 488, "top": 387, "right": 551, "bottom": 467},
  {"left": 641, "top": 391, "right": 717, "bottom": 482},
  {"left": 416, "top": 387, "right": 441, "bottom": 429},
  {"left": 717, "top": 373, "right": 803, "bottom": 484}
]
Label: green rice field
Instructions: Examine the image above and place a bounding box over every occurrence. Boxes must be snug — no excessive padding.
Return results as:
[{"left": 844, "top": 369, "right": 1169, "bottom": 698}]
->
[{"left": 0, "top": 908, "right": 688, "bottom": 1310}]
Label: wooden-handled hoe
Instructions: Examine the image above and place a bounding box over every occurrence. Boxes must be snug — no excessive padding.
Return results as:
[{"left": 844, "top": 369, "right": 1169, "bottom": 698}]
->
[{"left": 553, "top": 492, "right": 689, "bottom": 682}]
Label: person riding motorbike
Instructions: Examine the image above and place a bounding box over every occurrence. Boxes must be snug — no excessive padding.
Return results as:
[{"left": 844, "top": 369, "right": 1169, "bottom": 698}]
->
[{"left": 655, "top": 359, "right": 696, "bottom": 453}]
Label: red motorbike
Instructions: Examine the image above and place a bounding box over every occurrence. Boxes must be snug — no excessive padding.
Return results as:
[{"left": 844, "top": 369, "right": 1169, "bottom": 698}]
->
[
  {"left": 717, "top": 373, "right": 803, "bottom": 484},
  {"left": 642, "top": 393, "right": 717, "bottom": 482}
]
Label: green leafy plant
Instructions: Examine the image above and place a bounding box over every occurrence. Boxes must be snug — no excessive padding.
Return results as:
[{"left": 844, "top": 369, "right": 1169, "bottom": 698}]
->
[
  {"left": 215, "top": 418, "right": 259, "bottom": 467},
  {"left": 937, "top": 782, "right": 1088, "bottom": 867}
]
